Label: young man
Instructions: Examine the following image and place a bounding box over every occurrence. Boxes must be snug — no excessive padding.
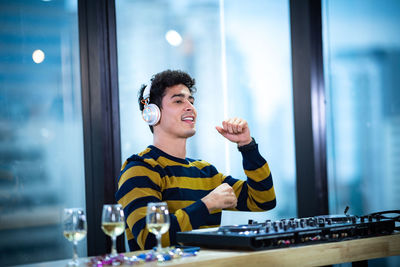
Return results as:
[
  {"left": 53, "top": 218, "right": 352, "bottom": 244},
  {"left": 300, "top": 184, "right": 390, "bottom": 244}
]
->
[{"left": 116, "top": 70, "right": 276, "bottom": 251}]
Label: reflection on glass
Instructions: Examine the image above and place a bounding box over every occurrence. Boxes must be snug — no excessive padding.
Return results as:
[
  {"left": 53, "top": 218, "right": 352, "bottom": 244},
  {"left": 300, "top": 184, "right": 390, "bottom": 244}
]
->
[
  {"left": 0, "top": 0, "right": 85, "bottom": 265},
  {"left": 323, "top": 0, "right": 400, "bottom": 266},
  {"left": 116, "top": 0, "right": 296, "bottom": 226}
]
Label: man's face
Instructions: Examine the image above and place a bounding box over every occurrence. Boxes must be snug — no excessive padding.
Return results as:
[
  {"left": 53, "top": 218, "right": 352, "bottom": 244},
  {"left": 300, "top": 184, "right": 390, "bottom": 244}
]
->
[{"left": 155, "top": 84, "right": 197, "bottom": 139}]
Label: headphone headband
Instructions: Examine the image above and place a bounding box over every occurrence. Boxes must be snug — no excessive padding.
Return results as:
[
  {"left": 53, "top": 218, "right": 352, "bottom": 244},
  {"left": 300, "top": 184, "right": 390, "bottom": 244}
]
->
[{"left": 143, "top": 82, "right": 151, "bottom": 100}]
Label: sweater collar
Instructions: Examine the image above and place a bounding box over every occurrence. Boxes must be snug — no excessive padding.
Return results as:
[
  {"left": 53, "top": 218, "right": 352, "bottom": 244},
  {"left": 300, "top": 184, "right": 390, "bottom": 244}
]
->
[{"left": 148, "top": 145, "right": 190, "bottom": 165}]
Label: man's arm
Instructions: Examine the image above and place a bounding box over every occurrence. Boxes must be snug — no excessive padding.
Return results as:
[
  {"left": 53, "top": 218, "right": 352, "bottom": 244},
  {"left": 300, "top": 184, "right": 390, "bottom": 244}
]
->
[
  {"left": 214, "top": 118, "right": 276, "bottom": 212},
  {"left": 229, "top": 141, "right": 276, "bottom": 211},
  {"left": 115, "top": 159, "right": 210, "bottom": 250}
]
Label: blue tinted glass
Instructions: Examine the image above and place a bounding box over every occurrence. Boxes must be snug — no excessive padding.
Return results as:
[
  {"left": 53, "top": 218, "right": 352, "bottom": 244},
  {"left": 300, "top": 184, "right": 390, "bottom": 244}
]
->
[
  {"left": 323, "top": 0, "right": 400, "bottom": 266},
  {"left": 0, "top": 0, "right": 86, "bottom": 265},
  {"left": 222, "top": 0, "right": 296, "bottom": 223},
  {"left": 116, "top": 0, "right": 296, "bottom": 227}
]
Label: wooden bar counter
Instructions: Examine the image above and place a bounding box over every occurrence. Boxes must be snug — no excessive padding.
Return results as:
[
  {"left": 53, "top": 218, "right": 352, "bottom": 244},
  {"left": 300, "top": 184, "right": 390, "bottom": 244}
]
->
[{"left": 22, "top": 233, "right": 400, "bottom": 267}]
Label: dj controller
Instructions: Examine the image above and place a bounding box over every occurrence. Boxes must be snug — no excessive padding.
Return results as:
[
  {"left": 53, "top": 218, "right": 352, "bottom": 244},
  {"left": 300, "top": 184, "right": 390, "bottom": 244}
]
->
[{"left": 176, "top": 211, "right": 399, "bottom": 250}]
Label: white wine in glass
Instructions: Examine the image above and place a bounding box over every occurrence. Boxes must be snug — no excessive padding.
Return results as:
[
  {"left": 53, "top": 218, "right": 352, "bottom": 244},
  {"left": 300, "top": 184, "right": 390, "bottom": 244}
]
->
[
  {"left": 101, "top": 204, "right": 125, "bottom": 257},
  {"left": 62, "top": 208, "right": 87, "bottom": 266},
  {"left": 146, "top": 202, "right": 170, "bottom": 254}
]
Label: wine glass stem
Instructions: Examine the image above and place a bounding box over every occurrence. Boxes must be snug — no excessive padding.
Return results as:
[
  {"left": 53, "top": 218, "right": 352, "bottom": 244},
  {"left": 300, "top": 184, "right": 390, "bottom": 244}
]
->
[
  {"left": 156, "top": 234, "right": 162, "bottom": 253},
  {"left": 111, "top": 236, "right": 117, "bottom": 256},
  {"left": 72, "top": 241, "right": 78, "bottom": 263}
]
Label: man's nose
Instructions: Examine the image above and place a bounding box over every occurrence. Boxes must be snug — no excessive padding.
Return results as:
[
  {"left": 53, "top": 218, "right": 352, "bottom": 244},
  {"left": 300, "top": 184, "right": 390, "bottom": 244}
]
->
[{"left": 184, "top": 100, "right": 194, "bottom": 110}]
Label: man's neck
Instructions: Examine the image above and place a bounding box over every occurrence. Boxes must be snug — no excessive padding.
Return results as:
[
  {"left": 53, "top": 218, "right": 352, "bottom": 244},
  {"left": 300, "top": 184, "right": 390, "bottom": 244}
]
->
[{"left": 153, "top": 134, "right": 187, "bottom": 159}]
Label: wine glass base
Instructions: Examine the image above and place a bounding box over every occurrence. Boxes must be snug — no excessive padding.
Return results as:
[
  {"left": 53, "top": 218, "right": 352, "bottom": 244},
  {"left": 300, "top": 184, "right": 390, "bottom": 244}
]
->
[{"left": 67, "top": 259, "right": 80, "bottom": 266}]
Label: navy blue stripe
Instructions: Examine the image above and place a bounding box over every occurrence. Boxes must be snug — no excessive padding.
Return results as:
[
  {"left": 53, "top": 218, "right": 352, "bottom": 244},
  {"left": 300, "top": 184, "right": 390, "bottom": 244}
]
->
[
  {"left": 128, "top": 239, "right": 141, "bottom": 251},
  {"left": 247, "top": 174, "right": 273, "bottom": 191},
  {"left": 132, "top": 217, "right": 146, "bottom": 242},
  {"left": 123, "top": 196, "right": 160, "bottom": 220},
  {"left": 205, "top": 212, "right": 222, "bottom": 226},
  {"left": 241, "top": 146, "right": 267, "bottom": 171},
  {"left": 169, "top": 214, "right": 181, "bottom": 245},
  {"left": 144, "top": 234, "right": 157, "bottom": 250},
  {"left": 183, "top": 200, "right": 210, "bottom": 229},
  {"left": 236, "top": 183, "right": 250, "bottom": 211},
  {"left": 163, "top": 188, "right": 210, "bottom": 201},
  {"left": 163, "top": 164, "right": 218, "bottom": 178},
  {"left": 254, "top": 198, "right": 277, "bottom": 211},
  {"left": 222, "top": 176, "right": 239, "bottom": 187},
  {"left": 115, "top": 176, "right": 160, "bottom": 201},
  {"left": 121, "top": 155, "right": 152, "bottom": 174},
  {"left": 132, "top": 217, "right": 157, "bottom": 249}
]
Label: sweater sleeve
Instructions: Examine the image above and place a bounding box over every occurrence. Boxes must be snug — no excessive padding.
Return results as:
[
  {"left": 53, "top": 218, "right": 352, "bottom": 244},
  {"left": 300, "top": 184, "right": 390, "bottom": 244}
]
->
[
  {"left": 115, "top": 159, "right": 210, "bottom": 250},
  {"left": 222, "top": 144, "right": 276, "bottom": 211}
]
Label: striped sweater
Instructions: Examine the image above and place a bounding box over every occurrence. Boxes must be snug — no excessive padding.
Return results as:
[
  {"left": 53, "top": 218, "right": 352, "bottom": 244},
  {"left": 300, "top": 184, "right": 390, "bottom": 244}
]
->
[{"left": 115, "top": 144, "right": 276, "bottom": 251}]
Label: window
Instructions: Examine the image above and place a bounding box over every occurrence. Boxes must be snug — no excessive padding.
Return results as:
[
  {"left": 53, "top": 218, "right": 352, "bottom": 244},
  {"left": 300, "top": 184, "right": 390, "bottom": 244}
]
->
[
  {"left": 116, "top": 0, "right": 296, "bottom": 226},
  {"left": 0, "top": 0, "right": 86, "bottom": 265},
  {"left": 323, "top": 0, "right": 400, "bottom": 266}
]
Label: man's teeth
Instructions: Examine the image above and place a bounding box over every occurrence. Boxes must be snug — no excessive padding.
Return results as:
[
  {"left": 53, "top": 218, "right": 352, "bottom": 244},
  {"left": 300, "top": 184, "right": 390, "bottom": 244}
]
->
[{"left": 182, "top": 117, "right": 194, "bottom": 121}]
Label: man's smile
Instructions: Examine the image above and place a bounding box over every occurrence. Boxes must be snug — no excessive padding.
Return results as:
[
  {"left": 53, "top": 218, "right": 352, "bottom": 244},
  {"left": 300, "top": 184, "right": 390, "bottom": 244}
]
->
[{"left": 181, "top": 114, "right": 195, "bottom": 124}]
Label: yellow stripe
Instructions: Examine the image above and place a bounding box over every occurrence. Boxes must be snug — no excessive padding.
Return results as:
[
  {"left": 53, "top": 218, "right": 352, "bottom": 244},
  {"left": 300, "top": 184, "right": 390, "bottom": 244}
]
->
[
  {"left": 244, "top": 162, "right": 271, "bottom": 182},
  {"left": 118, "top": 165, "right": 162, "bottom": 188},
  {"left": 126, "top": 206, "right": 147, "bottom": 230},
  {"left": 135, "top": 224, "right": 172, "bottom": 250},
  {"left": 199, "top": 224, "right": 219, "bottom": 229},
  {"left": 132, "top": 215, "right": 172, "bottom": 249},
  {"left": 175, "top": 209, "right": 193, "bottom": 231},
  {"left": 189, "top": 160, "right": 212, "bottom": 170},
  {"left": 120, "top": 160, "right": 128, "bottom": 171},
  {"left": 156, "top": 156, "right": 211, "bottom": 169},
  {"left": 142, "top": 158, "right": 160, "bottom": 168},
  {"left": 125, "top": 228, "right": 134, "bottom": 240},
  {"left": 125, "top": 204, "right": 175, "bottom": 249},
  {"left": 138, "top": 147, "right": 151, "bottom": 157},
  {"left": 166, "top": 174, "right": 222, "bottom": 190},
  {"left": 246, "top": 187, "right": 276, "bottom": 211},
  {"left": 138, "top": 148, "right": 161, "bottom": 168},
  {"left": 231, "top": 179, "right": 244, "bottom": 195},
  {"left": 166, "top": 200, "right": 195, "bottom": 212},
  {"left": 136, "top": 228, "right": 149, "bottom": 250},
  {"left": 168, "top": 199, "right": 219, "bottom": 213},
  {"left": 161, "top": 230, "right": 170, "bottom": 247},
  {"left": 118, "top": 187, "right": 161, "bottom": 208},
  {"left": 211, "top": 209, "right": 221, "bottom": 214},
  {"left": 248, "top": 184, "right": 275, "bottom": 203},
  {"left": 156, "top": 156, "right": 189, "bottom": 167}
]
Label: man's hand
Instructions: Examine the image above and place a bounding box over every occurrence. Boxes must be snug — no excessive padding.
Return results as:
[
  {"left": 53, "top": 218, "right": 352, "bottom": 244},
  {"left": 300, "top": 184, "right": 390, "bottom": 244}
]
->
[
  {"left": 201, "top": 183, "right": 237, "bottom": 212},
  {"left": 215, "top": 118, "right": 252, "bottom": 147}
]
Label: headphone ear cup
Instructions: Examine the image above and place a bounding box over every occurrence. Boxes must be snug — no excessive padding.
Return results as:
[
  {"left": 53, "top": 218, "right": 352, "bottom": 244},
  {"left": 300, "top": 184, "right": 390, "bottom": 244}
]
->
[{"left": 142, "top": 103, "right": 161, "bottom": 126}]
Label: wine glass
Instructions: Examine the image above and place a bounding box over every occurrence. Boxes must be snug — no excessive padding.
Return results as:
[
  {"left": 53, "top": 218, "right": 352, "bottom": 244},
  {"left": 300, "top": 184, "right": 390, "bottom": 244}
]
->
[
  {"left": 146, "top": 202, "right": 170, "bottom": 255},
  {"left": 62, "top": 208, "right": 87, "bottom": 266},
  {"left": 101, "top": 204, "right": 125, "bottom": 257}
]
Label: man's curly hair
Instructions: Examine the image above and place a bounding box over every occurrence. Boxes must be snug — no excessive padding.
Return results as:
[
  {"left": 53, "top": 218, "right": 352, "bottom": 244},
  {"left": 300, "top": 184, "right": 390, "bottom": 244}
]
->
[{"left": 138, "top": 69, "right": 197, "bottom": 133}]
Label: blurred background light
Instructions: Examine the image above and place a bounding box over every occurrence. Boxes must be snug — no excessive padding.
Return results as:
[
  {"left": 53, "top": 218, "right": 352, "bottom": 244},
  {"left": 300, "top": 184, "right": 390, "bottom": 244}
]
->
[
  {"left": 165, "top": 30, "right": 183, "bottom": 46},
  {"left": 32, "top": 49, "right": 45, "bottom": 64}
]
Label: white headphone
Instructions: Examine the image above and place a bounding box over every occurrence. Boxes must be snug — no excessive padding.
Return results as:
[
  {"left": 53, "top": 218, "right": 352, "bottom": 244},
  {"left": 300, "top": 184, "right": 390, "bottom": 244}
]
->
[{"left": 141, "top": 82, "right": 161, "bottom": 126}]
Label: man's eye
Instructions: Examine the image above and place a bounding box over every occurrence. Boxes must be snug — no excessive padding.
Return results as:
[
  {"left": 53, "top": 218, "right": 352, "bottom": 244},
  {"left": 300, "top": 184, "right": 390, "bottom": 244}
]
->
[{"left": 175, "top": 100, "right": 182, "bottom": 103}]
